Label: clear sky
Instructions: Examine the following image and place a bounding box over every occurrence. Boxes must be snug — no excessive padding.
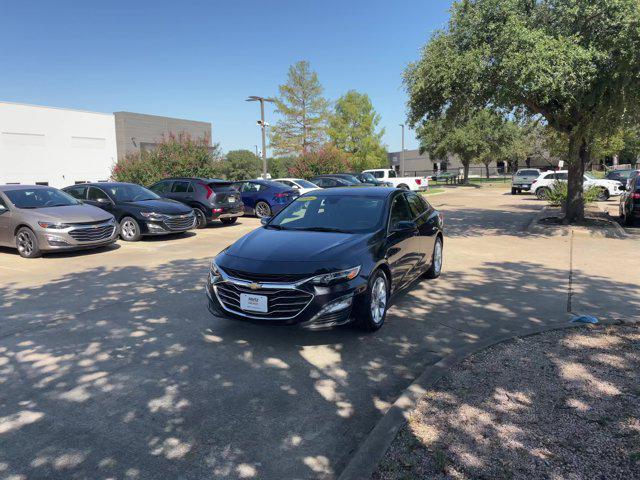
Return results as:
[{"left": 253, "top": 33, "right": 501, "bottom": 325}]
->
[{"left": 1, "top": 0, "right": 453, "bottom": 155}]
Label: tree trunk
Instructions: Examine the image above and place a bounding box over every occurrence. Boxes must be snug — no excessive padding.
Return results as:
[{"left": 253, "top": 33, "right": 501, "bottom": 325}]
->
[
  {"left": 485, "top": 163, "right": 490, "bottom": 179},
  {"left": 462, "top": 162, "right": 470, "bottom": 184},
  {"left": 565, "top": 134, "right": 587, "bottom": 223}
]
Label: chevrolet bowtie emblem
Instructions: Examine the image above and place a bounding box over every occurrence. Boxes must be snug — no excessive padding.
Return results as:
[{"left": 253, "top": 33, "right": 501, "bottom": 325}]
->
[{"left": 248, "top": 282, "right": 261, "bottom": 290}]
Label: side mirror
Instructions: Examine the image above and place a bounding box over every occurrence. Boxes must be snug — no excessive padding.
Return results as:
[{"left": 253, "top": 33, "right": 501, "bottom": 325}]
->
[
  {"left": 260, "top": 216, "right": 272, "bottom": 226},
  {"left": 97, "top": 197, "right": 111, "bottom": 204},
  {"left": 392, "top": 220, "right": 417, "bottom": 233},
  {"left": 0, "top": 205, "right": 7, "bottom": 214}
]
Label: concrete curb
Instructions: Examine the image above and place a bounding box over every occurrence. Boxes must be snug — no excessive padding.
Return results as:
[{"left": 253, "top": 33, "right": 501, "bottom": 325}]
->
[
  {"left": 524, "top": 204, "right": 629, "bottom": 239},
  {"left": 337, "top": 318, "right": 637, "bottom": 480}
]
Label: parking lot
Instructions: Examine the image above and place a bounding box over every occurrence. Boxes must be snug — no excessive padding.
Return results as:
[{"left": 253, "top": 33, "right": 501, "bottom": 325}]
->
[{"left": 1, "top": 188, "right": 639, "bottom": 480}]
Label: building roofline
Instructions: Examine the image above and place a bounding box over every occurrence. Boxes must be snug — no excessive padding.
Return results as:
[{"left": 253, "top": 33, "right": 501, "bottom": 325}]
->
[
  {"left": 114, "top": 111, "right": 210, "bottom": 125},
  {"left": 0, "top": 100, "right": 114, "bottom": 117}
]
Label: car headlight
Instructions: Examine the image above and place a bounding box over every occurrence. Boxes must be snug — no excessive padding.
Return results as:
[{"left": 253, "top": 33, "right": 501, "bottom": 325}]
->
[
  {"left": 210, "top": 259, "right": 221, "bottom": 276},
  {"left": 309, "top": 266, "right": 361, "bottom": 285},
  {"left": 38, "top": 221, "right": 71, "bottom": 229},
  {"left": 140, "top": 212, "right": 169, "bottom": 221}
]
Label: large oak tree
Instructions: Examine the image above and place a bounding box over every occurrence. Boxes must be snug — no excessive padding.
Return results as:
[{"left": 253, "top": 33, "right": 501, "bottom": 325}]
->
[{"left": 405, "top": 0, "right": 640, "bottom": 222}]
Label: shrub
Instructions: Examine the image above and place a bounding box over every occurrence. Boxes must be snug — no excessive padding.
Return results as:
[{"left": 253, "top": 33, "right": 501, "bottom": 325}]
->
[
  {"left": 220, "top": 150, "right": 262, "bottom": 180},
  {"left": 111, "top": 133, "right": 222, "bottom": 185},
  {"left": 288, "top": 144, "right": 353, "bottom": 178},
  {"left": 546, "top": 182, "right": 600, "bottom": 208}
]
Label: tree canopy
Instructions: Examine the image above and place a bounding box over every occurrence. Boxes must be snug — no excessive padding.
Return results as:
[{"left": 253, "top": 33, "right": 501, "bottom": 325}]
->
[
  {"left": 328, "top": 90, "right": 388, "bottom": 171},
  {"left": 270, "top": 61, "right": 330, "bottom": 156},
  {"left": 405, "top": 0, "right": 640, "bottom": 221},
  {"left": 220, "top": 150, "right": 262, "bottom": 180}
]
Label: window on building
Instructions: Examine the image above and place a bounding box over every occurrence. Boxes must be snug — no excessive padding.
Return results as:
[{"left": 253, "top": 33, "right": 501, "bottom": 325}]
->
[
  {"left": 75, "top": 180, "right": 89, "bottom": 184},
  {"left": 35, "top": 182, "right": 49, "bottom": 186}
]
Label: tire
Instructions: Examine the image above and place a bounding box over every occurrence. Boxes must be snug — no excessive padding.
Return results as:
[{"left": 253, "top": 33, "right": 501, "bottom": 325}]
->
[
  {"left": 597, "top": 188, "right": 610, "bottom": 201},
  {"left": 424, "top": 236, "right": 443, "bottom": 279},
  {"left": 15, "top": 227, "right": 41, "bottom": 258},
  {"left": 119, "top": 216, "right": 142, "bottom": 242},
  {"left": 358, "top": 269, "right": 389, "bottom": 332},
  {"left": 535, "top": 187, "right": 550, "bottom": 200},
  {"left": 254, "top": 201, "right": 271, "bottom": 219},
  {"left": 511, "top": 187, "right": 517, "bottom": 195},
  {"left": 194, "top": 208, "right": 208, "bottom": 229},
  {"left": 220, "top": 217, "right": 238, "bottom": 225},
  {"left": 398, "top": 184, "right": 410, "bottom": 190}
]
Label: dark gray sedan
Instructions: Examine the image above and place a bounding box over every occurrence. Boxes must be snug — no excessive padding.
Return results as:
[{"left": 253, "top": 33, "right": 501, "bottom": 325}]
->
[{"left": 0, "top": 185, "right": 117, "bottom": 258}]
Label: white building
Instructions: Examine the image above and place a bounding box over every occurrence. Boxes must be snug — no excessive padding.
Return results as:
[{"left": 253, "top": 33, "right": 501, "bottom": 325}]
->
[{"left": 0, "top": 102, "right": 118, "bottom": 188}]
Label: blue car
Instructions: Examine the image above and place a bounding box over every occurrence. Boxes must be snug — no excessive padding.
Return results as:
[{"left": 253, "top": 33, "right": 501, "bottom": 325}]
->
[{"left": 233, "top": 180, "right": 299, "bottom": 219}]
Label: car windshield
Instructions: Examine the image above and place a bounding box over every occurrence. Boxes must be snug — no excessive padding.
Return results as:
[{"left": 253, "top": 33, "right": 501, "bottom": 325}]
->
[
  {"left": 359, "top": 172, "right": 377, "bottom": 183},
  {"left": 268, "top": 194, "right": 385, "bottom": 233},
  {"left": 4, "top": 188, "right": 80, "bottom": 209},
  {"left": 104, "top": 184, "right": 159, "bottom": 202},
  {"left": 339, "top": 174, "right": 362, "bottom": 184},
  {"left": 295, "top": 179, "right": 317, "bottom": 188}
]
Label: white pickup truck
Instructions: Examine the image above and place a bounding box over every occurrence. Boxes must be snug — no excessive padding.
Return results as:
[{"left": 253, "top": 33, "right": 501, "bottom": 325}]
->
[{"left": 363, "top": 169, "right": 429, "bottom": 191}]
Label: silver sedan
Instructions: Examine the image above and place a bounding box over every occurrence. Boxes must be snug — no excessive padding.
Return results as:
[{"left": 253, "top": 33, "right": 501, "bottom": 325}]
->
[{"left": 0, "top": 185, "right": 117, "bottom": 258}]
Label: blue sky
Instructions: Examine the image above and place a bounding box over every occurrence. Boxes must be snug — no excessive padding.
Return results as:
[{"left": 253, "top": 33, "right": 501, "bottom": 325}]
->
[{"left": 1, "top": 0, "right": 453, "bottom": 155}]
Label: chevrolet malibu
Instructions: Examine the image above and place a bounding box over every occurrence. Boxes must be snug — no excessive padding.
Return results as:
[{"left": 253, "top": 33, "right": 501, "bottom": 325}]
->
[
  {"left": 0, "top": 185, "right": 117, "bottom": 258},
  {"left": 206, "top": 187, "right": 444, "bottom": 331}
]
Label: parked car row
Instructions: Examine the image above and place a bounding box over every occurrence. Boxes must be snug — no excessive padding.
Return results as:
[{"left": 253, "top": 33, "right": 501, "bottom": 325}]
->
[{"left": 510, "top": 167, "right": 640, "bottom": 227}]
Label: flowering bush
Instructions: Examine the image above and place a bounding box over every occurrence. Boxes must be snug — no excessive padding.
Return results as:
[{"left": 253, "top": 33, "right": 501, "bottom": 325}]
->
[
  {"left": 288, "top": 144, "right": 353, "bottom": 178},
  {"left": 111, "top": 133, "right": 222, "bottom": 185}
]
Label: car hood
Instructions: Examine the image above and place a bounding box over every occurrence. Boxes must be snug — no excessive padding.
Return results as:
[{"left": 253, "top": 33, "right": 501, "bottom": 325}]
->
[
  {"left": 24, "top": 204, "right": 113, "bottom": 223},
  {"left": 219, "top": 227, "right": 376, "bottom": 274},
  {"left": 122, "top": 198, "right": 193, "bottom": 214}
]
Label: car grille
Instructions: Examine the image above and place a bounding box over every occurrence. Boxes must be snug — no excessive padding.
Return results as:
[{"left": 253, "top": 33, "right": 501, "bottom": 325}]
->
[
  {"left": 69, "top": 224, "right": 115, "bottom": 242},
  {"left": 164, "top": 213, "right": 195, "bottom": 231},
  {"left": 222, "top": 267, "right": 311, "bottom": 283},
  {"left": 215, "top": 282, "right": 313, "bottom": 319}
]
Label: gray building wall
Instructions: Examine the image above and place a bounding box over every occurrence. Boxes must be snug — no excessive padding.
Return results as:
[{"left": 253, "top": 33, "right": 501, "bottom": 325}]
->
[{"left": 114, "top": 111, "right": 212, "bottom": 159}]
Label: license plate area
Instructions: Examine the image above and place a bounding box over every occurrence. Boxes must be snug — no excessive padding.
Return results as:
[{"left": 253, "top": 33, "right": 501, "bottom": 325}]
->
[{"left": 240, "top": 293, "right": 268, "bottom": 313}]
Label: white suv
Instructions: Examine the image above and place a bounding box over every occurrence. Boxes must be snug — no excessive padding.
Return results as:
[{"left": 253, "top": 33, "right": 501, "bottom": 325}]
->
[{"left": 532, "top": 170, "right": 625, "bottom": 201}]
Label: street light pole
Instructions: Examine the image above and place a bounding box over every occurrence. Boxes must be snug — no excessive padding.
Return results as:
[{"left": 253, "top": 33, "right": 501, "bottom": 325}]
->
[
  {"left": 246, "top": 96, "right": 275, "bottom": 179},
  {"left": 399, "top": 124, "right": 405, "bottom": 176}
]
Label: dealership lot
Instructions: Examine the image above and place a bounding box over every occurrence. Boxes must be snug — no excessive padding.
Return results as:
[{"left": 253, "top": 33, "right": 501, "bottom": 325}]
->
[{"left": 1, "top": 189, "right": 639, "bottom": 479}]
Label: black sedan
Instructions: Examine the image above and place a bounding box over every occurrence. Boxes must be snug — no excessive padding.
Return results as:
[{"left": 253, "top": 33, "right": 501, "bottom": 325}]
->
[
  {"left": 63, "top": 182, "right": 196, "bottom": 241},
  {"left": 206, "top": 187, "right": 444, "bottom": 331}
]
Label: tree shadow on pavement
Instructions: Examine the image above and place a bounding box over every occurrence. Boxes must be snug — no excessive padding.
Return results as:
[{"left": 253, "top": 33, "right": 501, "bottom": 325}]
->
[{"left": 1, "top": 258, "right": 638, "bottom": 479}]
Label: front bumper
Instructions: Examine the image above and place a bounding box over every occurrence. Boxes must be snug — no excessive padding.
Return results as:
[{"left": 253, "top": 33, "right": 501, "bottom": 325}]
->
[
  {"left": 205, "top": 268, "right": 368, "bottom": 329},
  {"left": 38, "top": 219, "right": 118, "bottom": 251},
  {"left": 143, "top": 212, "right": 197, "bottom": 235}
]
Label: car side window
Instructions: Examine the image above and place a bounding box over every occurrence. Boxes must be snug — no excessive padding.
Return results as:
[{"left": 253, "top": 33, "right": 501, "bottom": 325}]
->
[
  {"left": 171, "top": 181, "right": 190, "bottom": 193},
  {"left": 88, "top": 187, "right": 110, "bottom": 202},
  {"left": 150, "top": 180, "right": 172, "bottom": 194},
  {"left": 65, "top": 185, "right": 87, "bottom": 199},
  {"left": 324, "top": 178, "right": 338, "bottom": 187},
  {"left": 406, "top": 192, "right": 427, "bottom": 218},
  {"left": 313, "top": 178, "right": 324, "bottom": 187},
  {"left": 556, "top": 173, "right": 568, "bottom": 180},
  {"left": 388, "top": 194, "right": 413, "bottom": 231}
]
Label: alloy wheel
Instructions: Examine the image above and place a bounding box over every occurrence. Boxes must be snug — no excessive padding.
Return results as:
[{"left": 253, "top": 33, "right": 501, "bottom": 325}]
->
[
  {"left": 370, "top": 276, "right": 387, "bottom": 324},
  {"left": 255, "top": 202, "right": 271, "bottom": 219},
  {"left": 433, "top": 238, "right": 443, "bottom": 274},
  {"left": 121, "top": 220, "right": 137, "bottom": 240},
  {"left": 194, "top": 209, "right": 207, "bottom": 228},
  {"left": 17, "top": 231, "right": 34, "bottom": 256}
]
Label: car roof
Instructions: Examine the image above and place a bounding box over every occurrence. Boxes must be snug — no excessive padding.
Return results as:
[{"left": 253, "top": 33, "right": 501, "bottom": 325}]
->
[
  {"left": 65, "top": 182, "right": 136, "bottom": 188},
  {"left": 157, "top": 177, "right": 227, "bottom": 183},
  {"left": 0, "top": 184, "right": 54, "bottom": 191},
  {"left": 300, "top": 186, "right": 396, "bottom": 197}
]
